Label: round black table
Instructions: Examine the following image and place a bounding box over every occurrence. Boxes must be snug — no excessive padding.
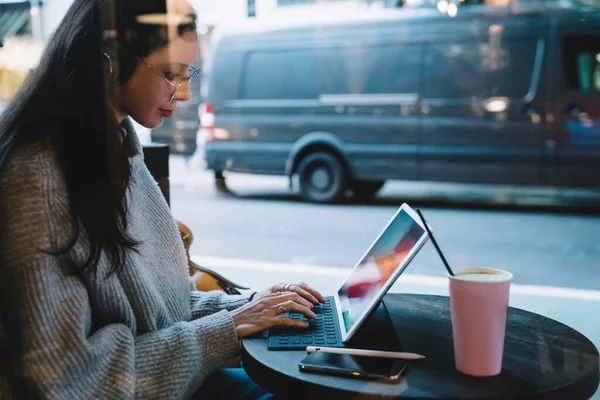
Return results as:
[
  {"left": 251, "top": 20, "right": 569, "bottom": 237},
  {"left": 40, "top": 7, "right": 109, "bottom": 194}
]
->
[{"left": 241, "top": 294, "right": 599, "bottom": 399}]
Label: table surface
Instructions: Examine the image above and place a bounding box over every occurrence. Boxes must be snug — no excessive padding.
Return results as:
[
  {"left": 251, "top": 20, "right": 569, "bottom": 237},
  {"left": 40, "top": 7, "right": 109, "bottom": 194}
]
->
[{"left": 241, "top": 293, "right": 600, "bottom": 400}]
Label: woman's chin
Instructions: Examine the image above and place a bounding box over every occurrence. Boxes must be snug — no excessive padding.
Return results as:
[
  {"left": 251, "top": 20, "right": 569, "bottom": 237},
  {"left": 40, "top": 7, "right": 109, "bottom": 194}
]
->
[
  {"left": 127, "top": 115, "right": 160, "bottom": 129},
  {"left": 148, "top": 119, "right": 162, "bottom": 129},
  {"left": 140, "top": 117, "right": 162, "bottom": 129}
]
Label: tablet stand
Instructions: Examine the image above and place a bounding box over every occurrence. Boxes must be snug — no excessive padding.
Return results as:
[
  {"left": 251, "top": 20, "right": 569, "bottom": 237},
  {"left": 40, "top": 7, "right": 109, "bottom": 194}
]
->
[{"left": 345, "top": 298, "right": 403, "bottom": 352}]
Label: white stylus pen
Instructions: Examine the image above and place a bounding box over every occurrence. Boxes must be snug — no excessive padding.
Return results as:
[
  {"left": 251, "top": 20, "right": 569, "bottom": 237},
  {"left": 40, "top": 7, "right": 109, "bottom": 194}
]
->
[{"left": 306, "top": 346, "right": 426, "bottom": 360}]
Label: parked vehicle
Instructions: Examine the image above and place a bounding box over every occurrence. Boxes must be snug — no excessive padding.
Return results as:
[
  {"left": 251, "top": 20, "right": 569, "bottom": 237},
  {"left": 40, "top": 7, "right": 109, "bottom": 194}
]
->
[{"left": 202, "top": 4, "right": 600, "bottom": 203}]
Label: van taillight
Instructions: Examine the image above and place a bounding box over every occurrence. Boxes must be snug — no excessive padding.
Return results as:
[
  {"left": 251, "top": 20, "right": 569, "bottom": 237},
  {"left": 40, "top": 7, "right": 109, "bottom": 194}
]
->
[
  {"left": 200, "top": 103, "right": 215, "bottom": 143},
  {"left": 203, "top": 103, "right": 214, "bottom": 115},
  {"left": 200, "top": 103, "right": 215, "bottom": 130}
]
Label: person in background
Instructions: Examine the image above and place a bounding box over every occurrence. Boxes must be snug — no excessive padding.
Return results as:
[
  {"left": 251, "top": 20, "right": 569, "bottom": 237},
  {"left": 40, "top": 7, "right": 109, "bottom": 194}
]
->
[{"left": 0, "top": 0, "right": 325, "bottom": 398}]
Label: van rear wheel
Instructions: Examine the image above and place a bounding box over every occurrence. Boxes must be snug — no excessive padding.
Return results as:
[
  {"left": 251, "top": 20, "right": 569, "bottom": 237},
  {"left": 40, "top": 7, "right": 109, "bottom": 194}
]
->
[
  {"left": 296, "top": 152, "right": 347, "bottom": 203},
  {"left": 350, "top": 180, "right": 385, "bottom": 200},
  {"left": 214, "top": 170, "right": 228, "bottom": 192}
]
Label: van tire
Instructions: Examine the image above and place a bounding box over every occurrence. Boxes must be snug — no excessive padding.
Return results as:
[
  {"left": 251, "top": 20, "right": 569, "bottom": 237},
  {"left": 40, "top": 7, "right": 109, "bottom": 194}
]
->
[
  {"left": 215, "top": 170, "right": 225, "bottom": 180},
  {"left": 296, "top": 152, "right": 347, "bottom": 203},
  {"left": 350, "top": 180, "right": 385, "bottom": 200}
]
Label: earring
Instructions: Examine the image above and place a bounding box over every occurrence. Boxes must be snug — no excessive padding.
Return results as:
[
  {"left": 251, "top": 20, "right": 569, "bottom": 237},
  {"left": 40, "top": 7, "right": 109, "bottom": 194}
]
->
[{"left": 101, "top": 51, "right": 113, "bottom": 76}]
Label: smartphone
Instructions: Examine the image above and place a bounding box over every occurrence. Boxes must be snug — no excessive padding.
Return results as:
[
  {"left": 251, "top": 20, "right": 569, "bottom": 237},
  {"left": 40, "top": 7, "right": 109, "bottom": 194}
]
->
[{"left": 298, "top": 350, "right": 408, "bottom": 381}]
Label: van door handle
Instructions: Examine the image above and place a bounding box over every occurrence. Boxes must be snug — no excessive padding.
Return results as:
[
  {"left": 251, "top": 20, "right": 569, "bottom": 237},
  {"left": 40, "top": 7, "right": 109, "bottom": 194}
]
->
[
  {"left": 570, "top": 107, "right": 582, "bottom": 118},
  {"left": 525, "top": 107, "right": 543, "bottom": 124},
  {"left": 525, "top": 107, "right": 539, "bottom": 116}
]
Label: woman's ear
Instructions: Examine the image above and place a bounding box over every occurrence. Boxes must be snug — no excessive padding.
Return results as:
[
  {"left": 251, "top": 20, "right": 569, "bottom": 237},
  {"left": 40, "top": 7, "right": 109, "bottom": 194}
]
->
[
  {"left": 101, "top": 51, "right": 113, "bottom": 76},
  {"left": 100, "top": 45, "right": 125, "bottom": 122},
  {"left": 100, "top": 36, "right": 122, "bottom": 80}
]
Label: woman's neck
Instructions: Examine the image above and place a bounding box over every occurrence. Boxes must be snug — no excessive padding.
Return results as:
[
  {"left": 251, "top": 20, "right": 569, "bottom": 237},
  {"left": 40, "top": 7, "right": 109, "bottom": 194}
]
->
[
  {"left": 111, "top": 103, "right": 127, "bottom": 125},
  {"left": 114, "top": 110, "right": 127, "bottom": 125}
]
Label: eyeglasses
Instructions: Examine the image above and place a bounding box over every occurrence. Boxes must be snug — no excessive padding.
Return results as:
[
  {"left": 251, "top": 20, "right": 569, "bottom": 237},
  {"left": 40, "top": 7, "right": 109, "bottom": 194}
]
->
[{"left": 136, "top": 57, "right": 200, "bottom": 101}]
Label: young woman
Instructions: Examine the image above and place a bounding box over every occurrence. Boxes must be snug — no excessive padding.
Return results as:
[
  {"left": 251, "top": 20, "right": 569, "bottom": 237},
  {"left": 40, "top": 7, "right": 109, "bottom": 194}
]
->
[{"left": 0, "top": 0, "right": 324, "bottom": 398}]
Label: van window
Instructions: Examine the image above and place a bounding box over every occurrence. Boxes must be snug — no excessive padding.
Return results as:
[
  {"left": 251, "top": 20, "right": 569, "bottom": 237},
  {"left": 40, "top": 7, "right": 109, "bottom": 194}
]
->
[
  {"left": 242, "top": 44, "right": 422, "bottom": 100},
  {"left": 564, "top": 36, "right": 600, "bottom": 93},
  {"left": 243, "top": 49, "right": 344, "bottom": 100},
  {"left": 341, "top": 44, "right": 421, "bottom": 95},
  {"left": 423, "top": 39, "right": 537, "bottom": 99}
]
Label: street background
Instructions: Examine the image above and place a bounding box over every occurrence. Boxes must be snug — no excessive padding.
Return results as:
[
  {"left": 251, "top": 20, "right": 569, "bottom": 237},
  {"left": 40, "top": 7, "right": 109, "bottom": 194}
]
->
[
  {"left": 1, "top": 0, "right": 598, "bottom": 396},
  {"left": 169, "top": 155, "right": 600, "bottom": 398}
]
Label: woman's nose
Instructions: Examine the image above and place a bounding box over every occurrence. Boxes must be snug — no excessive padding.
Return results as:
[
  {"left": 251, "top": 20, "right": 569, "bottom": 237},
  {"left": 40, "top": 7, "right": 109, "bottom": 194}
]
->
[{"left": 175, "top": 82, "right": 193, "bottom": 102}]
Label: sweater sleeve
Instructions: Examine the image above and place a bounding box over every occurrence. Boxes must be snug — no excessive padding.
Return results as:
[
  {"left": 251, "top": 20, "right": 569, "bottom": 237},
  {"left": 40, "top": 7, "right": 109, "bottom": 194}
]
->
[
  {"left": 0, "top": 260, "right": 241, "bottom": 399},
  {"left": 189, "top": 280, "right": 251, "bottom": 320},
  {"left": 0, "top": 144, "right": 241, "bottom": 399}
]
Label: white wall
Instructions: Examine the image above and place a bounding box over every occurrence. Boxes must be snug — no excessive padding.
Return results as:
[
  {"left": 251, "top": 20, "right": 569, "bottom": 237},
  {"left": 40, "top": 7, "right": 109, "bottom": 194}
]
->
[
  {"left": 43, "top": 0, "right": 263, "bottom": 40},
  {"left": 42, "top": 0, "right": 366, "bottom": 36},
  {"left": 191, "top": 0, "right": 248, "bottom": 26},
  {"left": 42, "top": 0, "right": 73, "bottom": 39}
]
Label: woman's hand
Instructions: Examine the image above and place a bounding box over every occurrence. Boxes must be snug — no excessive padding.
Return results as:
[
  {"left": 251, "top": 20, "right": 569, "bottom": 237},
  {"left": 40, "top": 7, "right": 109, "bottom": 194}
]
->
[
  {"left": 253, "top": 282, "right": 326, "bottom": 306},
  {"left": 230, "top": 291, "right": 318, "bottom": 338}
]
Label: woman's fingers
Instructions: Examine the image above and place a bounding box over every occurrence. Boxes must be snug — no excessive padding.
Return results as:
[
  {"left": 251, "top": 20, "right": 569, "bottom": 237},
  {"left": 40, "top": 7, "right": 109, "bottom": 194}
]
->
[
  {"left": 281, "top": 282, "right": 326, "bottom": 304},
  {"left": 297, "top": 282, "right": 327, "bottom": 303},
  {"left": 232, "top": 294, "right": 319, "bottom": 338},
  {"left": 270, "top": 282, "right": 326, "bottom": 304},
  {"left": 274, "top": 299, "right": 316, "bottom": 320},
  {"left": 268, "top": 291, "right": 311, "bottom": 310},
  {"left": 286, "top": 285, "right": 319, "bottom": 305},
  {"left": 292, "top": 284, "right": 324, "bottom": 305}
]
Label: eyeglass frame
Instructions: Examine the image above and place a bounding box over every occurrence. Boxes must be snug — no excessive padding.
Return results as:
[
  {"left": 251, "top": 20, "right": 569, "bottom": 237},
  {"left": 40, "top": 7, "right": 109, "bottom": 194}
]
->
[{"left": 135, "top": 57, "right": 201, "bottom": 101}]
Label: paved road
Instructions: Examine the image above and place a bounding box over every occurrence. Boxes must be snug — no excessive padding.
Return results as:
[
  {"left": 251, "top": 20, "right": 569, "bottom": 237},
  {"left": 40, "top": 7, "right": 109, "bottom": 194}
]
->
[{"left": 169, "top": 164, "right": 600, "bottom": 291}]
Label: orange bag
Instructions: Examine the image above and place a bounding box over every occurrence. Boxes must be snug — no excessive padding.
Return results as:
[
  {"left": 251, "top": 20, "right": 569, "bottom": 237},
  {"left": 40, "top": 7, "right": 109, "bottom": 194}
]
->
[{"left": 177, "top": 221, "right": 249, "bottom": 294}]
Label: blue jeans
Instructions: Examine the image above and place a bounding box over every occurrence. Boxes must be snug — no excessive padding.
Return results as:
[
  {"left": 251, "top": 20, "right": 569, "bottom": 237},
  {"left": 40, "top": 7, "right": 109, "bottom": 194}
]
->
[{"left": 193, "top": 368, "right": 274, "bottom": 400}]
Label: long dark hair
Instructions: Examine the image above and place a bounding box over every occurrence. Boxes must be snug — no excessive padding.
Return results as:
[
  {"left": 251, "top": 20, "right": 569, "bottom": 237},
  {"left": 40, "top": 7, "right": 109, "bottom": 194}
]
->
[{"left": 0, "top": 0, "right": 197, "bottom": 273}]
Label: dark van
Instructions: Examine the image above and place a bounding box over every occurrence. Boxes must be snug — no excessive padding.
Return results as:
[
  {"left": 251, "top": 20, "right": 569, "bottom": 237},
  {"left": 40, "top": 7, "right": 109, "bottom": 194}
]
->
[{"left": 202, "top": 5, "right": 600, "bottom": 203}]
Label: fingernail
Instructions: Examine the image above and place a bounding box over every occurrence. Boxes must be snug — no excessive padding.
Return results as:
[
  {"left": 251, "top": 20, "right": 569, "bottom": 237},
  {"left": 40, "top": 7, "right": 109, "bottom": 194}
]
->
[{"left": 302, "top": 321, "right": 310, "bottom": 327}]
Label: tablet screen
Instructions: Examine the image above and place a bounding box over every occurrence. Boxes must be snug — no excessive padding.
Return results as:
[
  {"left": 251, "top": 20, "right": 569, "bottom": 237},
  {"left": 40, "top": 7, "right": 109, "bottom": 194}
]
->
[{"left": 336, "top": 207, "right": 427, "bottom": 338}]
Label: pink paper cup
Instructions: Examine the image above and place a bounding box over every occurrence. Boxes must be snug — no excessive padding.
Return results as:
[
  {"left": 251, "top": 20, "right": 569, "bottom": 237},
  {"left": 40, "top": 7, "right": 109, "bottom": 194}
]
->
[{"left": 449, "top": 267, "right": 513, "bottom": 377}]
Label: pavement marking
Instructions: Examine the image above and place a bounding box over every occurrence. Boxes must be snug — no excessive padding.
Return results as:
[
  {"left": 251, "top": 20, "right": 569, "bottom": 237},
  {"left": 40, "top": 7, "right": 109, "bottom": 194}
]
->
[{"left": 191, "top": 255, "right": 600, "bottom": 302}]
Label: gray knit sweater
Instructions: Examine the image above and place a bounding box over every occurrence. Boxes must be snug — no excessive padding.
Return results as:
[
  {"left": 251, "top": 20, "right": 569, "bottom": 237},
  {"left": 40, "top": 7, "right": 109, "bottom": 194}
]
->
[{"left": 0, "top": 119, "right": 250, "bottom": 399}]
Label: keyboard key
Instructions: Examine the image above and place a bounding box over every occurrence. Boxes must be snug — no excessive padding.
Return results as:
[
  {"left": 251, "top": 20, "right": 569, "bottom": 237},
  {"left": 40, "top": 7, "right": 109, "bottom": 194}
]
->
[{"left": 269, "top": 298, "right": 339, "bottom": 349}]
